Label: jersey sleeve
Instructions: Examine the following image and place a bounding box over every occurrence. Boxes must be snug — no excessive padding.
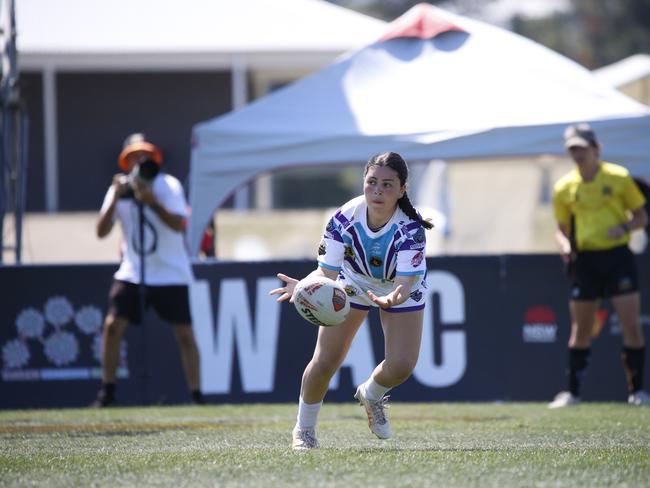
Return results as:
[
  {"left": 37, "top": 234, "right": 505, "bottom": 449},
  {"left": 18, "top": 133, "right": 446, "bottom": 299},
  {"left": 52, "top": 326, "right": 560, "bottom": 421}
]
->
[
  {"left": 623, "top": 175, "right": 647, "bottom": 211},
  {"left": 157, "top": 175, "right": 189, "bottom": 217},
  {"left": 395, "top": 225, "right": 427, "bottom": 276},
  {"left": 552, "top": 184, "right": 572, "bottom": 227},
  {"left": 317, "top": 212, "right": 345, "bottom": 272}
]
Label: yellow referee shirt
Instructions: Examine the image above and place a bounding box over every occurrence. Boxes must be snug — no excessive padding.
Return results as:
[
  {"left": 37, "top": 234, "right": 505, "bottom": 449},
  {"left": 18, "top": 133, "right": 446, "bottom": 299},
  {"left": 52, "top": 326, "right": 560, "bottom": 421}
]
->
[{"left": 553, "top": 162, "right": 646, "bottom": 251}]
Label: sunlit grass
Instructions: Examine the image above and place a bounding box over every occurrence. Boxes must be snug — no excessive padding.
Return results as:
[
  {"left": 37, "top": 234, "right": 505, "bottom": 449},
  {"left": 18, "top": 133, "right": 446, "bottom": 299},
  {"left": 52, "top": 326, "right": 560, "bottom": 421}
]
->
[{"left": 1, "top": 402, "right": 648, "bottom": 487}]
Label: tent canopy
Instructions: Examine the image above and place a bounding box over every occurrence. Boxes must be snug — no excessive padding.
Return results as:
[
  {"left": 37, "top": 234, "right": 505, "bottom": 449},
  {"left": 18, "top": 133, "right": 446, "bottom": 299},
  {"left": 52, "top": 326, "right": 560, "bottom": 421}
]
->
[
  {"left": 17, "top": 0, "right": 386, "bottom": 56},
  {"left": 188, "top": 3, "right": 650, "bottom": 255}
]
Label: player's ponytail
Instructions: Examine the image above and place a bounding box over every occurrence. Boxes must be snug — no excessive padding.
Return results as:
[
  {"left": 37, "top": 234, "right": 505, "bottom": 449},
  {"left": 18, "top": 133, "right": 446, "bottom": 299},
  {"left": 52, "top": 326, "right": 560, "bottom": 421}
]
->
[
  {"left": 364, "top": 152, "right": 434, "bottom": 230},
  {"left": 397, "top": 192, "right": 433, "bottom": 230}
]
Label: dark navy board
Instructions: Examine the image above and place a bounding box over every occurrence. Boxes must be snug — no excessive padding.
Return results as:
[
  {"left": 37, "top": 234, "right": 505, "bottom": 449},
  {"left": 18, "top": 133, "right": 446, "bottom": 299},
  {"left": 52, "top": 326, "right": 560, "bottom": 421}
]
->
[
  {"left": 1, "top": 254, "right": 648, "bottom": 409},
  {"left": 0, "top": 265, "right": 192, "bottom": 408}
]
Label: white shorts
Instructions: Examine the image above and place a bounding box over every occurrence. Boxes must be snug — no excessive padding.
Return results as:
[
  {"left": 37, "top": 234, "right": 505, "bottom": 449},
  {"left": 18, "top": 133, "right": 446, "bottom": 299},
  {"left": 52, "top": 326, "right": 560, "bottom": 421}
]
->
[{"left": 337, "top": 271, "right": 427, "bottom": 313}]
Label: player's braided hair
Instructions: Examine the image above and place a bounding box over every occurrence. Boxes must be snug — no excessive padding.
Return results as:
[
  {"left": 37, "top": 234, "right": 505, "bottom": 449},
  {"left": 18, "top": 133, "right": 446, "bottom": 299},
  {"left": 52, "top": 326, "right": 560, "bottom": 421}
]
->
[{"left": 364, "top": 152, "right": 434, "bottom": 230}]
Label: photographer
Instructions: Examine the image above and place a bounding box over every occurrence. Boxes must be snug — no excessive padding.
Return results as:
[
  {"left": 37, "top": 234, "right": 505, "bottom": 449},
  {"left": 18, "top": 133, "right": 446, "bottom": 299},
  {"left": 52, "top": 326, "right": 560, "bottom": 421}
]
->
[{"left": 92, "top": 133, "right": 203, "bottom": 407}]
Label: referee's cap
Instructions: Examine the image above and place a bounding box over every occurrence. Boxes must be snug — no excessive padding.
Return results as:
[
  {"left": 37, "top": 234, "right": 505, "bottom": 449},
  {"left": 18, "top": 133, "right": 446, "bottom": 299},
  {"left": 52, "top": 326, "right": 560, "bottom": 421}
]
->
[{"left": 564, "top": 123, "right": 599, "bottom": 149}]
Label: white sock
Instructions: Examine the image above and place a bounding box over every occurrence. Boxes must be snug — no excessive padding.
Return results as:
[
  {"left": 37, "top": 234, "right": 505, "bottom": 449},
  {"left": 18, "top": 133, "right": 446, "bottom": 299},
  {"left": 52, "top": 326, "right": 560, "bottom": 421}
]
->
[
  {"left": 296, "top": 396, "right": 322, "bottom": 429},
  {"left": 363, "top": 376, "right": 390, "bottom": 402}
]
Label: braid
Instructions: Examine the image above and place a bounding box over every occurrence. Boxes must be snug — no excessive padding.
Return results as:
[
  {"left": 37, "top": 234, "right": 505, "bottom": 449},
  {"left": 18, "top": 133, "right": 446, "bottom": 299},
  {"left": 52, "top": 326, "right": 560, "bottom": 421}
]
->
[{"left": 398, "top": 192, "right": 434, "bottom": 230}]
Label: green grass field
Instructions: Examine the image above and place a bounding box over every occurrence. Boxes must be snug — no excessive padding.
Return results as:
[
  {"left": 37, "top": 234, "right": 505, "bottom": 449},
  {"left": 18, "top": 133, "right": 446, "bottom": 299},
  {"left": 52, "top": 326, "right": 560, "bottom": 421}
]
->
[{"left": 1, "top": 402, "right": 648, "bottom": 487}]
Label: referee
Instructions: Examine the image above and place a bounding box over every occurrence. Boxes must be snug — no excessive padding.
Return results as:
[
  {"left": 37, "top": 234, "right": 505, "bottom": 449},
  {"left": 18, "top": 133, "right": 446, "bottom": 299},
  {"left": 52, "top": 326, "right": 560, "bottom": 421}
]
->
[{"left": 549, "top": 123, "right": 649, "bottom": 408}]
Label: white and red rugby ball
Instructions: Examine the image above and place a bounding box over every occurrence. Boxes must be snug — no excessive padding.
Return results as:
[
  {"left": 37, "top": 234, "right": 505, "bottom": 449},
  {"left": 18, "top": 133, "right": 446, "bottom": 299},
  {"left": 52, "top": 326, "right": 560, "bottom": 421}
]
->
[{"left": 293, "top": 275, "right": 350, "bottom": 327}]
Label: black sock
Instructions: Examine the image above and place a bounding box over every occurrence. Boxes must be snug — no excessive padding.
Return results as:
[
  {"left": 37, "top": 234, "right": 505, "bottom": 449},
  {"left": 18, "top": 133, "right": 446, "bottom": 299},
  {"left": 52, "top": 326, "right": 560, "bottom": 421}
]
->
[
  {"left": 100, "top": 382, "right": 115, "bottom": 401},
  {"left": 621, "top": 346, "right": 645, "bottom": 393},
  {"left": 568, "top": 348, "right": 591, "bottom": 396},
  {"left": 191, "top": 389, "right": 205, "bottom": 404}
]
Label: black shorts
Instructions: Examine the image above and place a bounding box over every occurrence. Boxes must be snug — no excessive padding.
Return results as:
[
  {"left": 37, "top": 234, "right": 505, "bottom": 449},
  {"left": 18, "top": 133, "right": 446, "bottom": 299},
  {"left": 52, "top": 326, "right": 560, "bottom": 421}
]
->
[
  {"left": 570, "top": 245, "right": 639, "bottom": 301},
  {"left": 108, "top": 280, "right": 192, "bottom": 325}
]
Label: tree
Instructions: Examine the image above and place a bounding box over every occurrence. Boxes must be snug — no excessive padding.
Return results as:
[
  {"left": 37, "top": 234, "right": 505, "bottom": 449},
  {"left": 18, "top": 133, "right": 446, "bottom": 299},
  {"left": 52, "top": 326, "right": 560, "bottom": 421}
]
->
[
  {"left": 330, "top": 0, "right": 650, "bottom": 69},
  {"left": 512, "top": 0, "right": 650, "bottom": 69}
]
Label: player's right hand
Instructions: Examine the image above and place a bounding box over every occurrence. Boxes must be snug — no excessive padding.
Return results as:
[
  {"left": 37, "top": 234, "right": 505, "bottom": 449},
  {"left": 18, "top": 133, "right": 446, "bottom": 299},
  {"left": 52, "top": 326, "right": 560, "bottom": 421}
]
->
[{"left": 269, "top": 273, "right": 299, "bottom": 303}]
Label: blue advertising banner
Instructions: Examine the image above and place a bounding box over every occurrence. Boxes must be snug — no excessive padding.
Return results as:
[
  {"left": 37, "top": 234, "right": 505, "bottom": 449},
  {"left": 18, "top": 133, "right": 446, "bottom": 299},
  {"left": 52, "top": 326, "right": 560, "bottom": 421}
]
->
[{"left": 1, "top": 255, "right": 648, "bottom": 409}]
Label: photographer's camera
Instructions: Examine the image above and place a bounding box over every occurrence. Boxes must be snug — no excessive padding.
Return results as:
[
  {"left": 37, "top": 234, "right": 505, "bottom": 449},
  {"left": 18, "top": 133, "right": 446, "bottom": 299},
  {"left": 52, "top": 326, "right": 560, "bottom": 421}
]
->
[{"left": 118, "top": 159, "right": 160, "bottom": 199}]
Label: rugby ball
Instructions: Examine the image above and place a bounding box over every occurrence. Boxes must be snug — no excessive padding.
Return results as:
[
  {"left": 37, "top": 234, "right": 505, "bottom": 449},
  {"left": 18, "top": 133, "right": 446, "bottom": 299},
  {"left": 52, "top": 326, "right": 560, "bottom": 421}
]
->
[{"left": 293, "top": 275, "right": 350, "bottom": 327}]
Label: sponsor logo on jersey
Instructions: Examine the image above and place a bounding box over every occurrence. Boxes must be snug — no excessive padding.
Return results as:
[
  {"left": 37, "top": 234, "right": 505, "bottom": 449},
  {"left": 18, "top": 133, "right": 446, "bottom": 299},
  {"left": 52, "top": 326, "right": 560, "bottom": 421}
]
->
[
  {"left": 409, "top": 290, "right": 423, "bottom": 302},
  {"left": 318, "top": 240, "right": 326, "bottom": 256},
  {"left": 411, "top": 251, "right": 424, "bottom": 267},
  {"left": 408, "top": 241, "right": 426, "bottom": 251},
  {"left": 413, "top": 227, "right": 425, "bottom": 244}
]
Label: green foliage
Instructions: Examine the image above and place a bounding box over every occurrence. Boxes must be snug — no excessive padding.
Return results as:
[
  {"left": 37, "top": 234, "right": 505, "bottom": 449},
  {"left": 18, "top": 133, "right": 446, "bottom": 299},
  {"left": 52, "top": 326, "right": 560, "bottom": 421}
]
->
[
  {"left": 328, "top": 0, "right": 649, "bottom": 69},
  {"left": 512, "top": 0, "right": 650, "bottom": 68},
  {"left": 1, "top": 402, "right": 649, "bottom": 487}
]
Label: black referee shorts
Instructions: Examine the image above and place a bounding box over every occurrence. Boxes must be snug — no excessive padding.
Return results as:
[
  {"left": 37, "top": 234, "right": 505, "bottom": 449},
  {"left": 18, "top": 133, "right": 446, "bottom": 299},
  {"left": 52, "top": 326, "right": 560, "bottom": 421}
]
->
[
  {"left": 570, "top": 245, "right": 639, "bottom": 301},
  {"left": 108, "top": 280, "right": 192, "bottom": 325}
]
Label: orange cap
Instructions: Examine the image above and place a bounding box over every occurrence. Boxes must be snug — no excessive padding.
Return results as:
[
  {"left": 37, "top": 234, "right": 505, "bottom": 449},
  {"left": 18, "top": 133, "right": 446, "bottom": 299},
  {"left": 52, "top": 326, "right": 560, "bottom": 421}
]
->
[{"left": 117, "top": 139, "right": 162, "bottom": 171}]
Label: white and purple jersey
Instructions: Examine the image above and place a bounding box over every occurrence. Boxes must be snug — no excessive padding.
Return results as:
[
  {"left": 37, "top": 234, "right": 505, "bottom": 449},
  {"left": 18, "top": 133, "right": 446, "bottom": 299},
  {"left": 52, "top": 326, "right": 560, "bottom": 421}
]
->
[{"left": 317, "top": 196, "right": 427, "bottom": 312}]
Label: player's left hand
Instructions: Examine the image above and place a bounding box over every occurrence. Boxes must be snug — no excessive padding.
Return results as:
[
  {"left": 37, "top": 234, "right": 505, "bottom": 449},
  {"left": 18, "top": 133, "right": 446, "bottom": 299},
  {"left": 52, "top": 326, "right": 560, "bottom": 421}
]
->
[{"left": 367, "top": 284, "right": 404, "bottom": 309}]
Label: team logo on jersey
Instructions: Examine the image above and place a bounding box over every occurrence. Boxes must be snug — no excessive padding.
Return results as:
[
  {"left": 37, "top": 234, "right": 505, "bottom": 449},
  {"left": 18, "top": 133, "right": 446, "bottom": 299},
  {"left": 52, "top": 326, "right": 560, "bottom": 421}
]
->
[
  {"left": 618, "top": 277, "right": 633, "bottom": 291},
  {"left": 318, "top": 240, "right": 327, "bottom": 256},
  {"left": 369, "top": 242, "right": 383, "bottom": 267},
  {"left": 344, "top": 246, "right": 355, "bottom": 259},
  {"left": 411, "top": 251, "right": 424, "bottom": 267},
  {"left": 344, "top": 285, "right": 358, "bottom": 297},
  {"left": 409, "top": 290, "right": 423, "bottom": 302}
]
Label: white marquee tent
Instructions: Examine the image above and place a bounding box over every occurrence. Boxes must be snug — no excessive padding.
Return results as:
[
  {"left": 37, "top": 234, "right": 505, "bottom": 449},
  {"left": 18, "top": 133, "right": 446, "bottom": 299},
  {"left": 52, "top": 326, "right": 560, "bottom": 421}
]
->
[{"left": 187, "top": 3, "right": 650, "bottom": 255}]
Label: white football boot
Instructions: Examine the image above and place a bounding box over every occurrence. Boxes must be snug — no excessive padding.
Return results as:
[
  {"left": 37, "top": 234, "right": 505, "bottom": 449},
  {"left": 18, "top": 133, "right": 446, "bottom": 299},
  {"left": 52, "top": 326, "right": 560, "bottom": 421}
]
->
[
  {"left": 291, "top": 425, "right": 319, "bottom": 450},
  {"left": 548, "top": 391, "right": 581, "bottom": 409},
  {"left": 628, "top": 390, "right": 650, "bottom": 406},
  {"left": 354, "top": 385, "right": 391, "bottom": 439}
]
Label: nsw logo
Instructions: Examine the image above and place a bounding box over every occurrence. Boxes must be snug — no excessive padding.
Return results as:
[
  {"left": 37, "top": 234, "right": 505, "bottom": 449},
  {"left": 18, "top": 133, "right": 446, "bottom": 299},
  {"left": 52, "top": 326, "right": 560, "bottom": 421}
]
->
[{"left": 522, "top": 305, "right": 557, "bottom": 343}]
